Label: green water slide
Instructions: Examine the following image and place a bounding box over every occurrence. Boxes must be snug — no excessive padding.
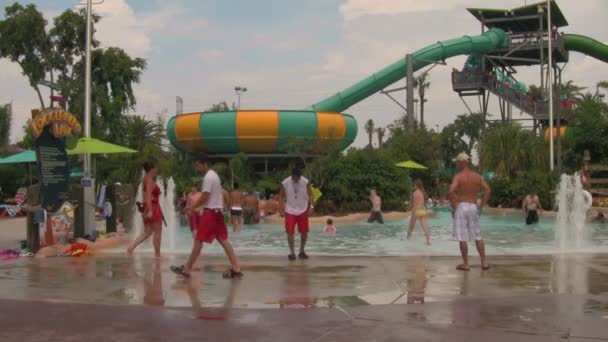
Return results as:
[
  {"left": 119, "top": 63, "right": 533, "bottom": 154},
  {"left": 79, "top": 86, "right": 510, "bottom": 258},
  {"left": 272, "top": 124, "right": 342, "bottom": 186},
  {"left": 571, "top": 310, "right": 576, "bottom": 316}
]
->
[
  {"left": 563, "top": 34, "right": 608, "bottom": 63},
  {"left": 307, "top": 28, "right": 508, "bottom": 113}
]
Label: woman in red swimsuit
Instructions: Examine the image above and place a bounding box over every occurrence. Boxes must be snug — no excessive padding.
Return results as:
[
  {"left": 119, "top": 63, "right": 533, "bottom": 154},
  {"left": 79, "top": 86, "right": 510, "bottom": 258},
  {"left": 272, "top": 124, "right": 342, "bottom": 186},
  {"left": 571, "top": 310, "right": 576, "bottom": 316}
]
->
[{"left": 127, "top": 161, "right": 164, "bottom": 258}]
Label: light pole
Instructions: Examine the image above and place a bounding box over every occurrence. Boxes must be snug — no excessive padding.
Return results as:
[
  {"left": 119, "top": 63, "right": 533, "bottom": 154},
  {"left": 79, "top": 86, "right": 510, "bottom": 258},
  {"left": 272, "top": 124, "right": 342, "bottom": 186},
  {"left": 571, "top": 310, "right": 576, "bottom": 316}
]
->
[
  {"left": 234, "top": 86, "right": 247, "bottom": 109},
  {"left": 82, "top": 0, "right": 96, "bottom": 235},
  {"left": 547, "top": 0, "right": 554, "bottom": 171}
]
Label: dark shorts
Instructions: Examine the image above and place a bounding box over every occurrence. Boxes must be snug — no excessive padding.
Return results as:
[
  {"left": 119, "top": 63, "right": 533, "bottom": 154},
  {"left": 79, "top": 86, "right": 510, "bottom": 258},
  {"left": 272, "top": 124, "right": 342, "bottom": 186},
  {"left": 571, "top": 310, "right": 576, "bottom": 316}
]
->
[
  {"left": 526, "top": 210, "right": 539, "bottom": 225},
  {"left": 368, "top": 210, "right": 384, "bottom": 224},
  {"left": 285, "top": 211, "right": 309, "bottom": 234},
  {"left": 230, "top": 208, "right": 243, "bottom": 217},
  {"left": 244, "top": 209, "right": 255, "bottom": 224},
  {"left": 196, "top": 209, "right": 228, "bottom": 243}
]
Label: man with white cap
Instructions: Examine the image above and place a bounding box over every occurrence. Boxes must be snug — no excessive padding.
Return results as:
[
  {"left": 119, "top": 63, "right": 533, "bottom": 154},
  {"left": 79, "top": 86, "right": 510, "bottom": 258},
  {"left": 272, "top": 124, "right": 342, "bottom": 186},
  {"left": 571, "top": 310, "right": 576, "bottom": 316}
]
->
[{"left": 448, "top": 152, "right": 491, "bottom": 271}]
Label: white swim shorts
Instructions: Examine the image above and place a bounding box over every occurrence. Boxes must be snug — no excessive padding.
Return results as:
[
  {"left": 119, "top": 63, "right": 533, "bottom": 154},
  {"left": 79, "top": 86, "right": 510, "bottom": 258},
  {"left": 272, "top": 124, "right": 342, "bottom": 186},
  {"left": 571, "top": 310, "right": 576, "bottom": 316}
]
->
[{"left": 452, "top": 202, "right": 481, "bottom": 241}]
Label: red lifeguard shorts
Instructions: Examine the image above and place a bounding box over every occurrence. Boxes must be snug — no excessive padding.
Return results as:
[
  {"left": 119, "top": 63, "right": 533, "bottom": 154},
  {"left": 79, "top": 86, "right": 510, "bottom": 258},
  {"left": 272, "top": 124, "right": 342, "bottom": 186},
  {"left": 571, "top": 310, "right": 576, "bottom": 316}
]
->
[
  {"left": 189, "top": 212, "right": 201, "bottom": 231},
  {"left": 196, "top": 209, "right": 228, "bottom": 243},
  {"left": 285, "top": 211, "right": 309, "bottom": 234}
]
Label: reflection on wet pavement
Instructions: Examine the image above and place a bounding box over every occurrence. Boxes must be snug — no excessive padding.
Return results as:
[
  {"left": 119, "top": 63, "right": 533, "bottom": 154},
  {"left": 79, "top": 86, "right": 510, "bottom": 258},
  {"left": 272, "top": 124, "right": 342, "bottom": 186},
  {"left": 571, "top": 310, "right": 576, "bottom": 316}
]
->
[
  {"left": 1, "top": 253, "right": 608, "bottom": 313},
  {"left": 3, "top": 254, "right": 608, "bottom": 340}
]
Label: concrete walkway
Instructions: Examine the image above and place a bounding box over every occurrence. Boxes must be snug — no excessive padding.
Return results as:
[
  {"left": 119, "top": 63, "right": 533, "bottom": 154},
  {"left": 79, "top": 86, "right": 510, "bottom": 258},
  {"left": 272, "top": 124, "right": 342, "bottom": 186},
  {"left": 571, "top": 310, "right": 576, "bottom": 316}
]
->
[{"left": 0, "top": 253, "right": 607, "bottom": 340}]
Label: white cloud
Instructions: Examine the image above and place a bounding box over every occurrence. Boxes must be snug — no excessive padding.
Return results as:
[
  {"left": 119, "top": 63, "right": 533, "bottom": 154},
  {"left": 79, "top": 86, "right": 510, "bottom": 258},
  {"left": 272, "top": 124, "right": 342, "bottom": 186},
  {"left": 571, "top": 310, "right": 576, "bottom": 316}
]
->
[
  {"left": 341, "top": 0, "right": 452, "bottom": 20},
  {"left": 198, "top": 48, "right": 225, "bottom": 61}
]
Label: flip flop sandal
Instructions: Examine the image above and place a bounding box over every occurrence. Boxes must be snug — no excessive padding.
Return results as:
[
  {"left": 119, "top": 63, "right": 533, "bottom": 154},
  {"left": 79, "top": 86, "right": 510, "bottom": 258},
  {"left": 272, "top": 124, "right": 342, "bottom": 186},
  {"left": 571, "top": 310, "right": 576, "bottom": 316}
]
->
[
  {"left": 222, "top": 269, "right": 243, "bottom": 279},
  {"left": 456, "top": 264, "right": 470, "bottom": 271},
  {"left": 170, "top": 265, "right": 191, "bottom": 278},
  {"left": 482, "top": 265, "right": 491, "bottom": 270},
  {"left": 288, "top": 254, "right": 296, "bottom": 261},
  {"left": 298, "top": 252, "right": 309, "bottom": 259}
]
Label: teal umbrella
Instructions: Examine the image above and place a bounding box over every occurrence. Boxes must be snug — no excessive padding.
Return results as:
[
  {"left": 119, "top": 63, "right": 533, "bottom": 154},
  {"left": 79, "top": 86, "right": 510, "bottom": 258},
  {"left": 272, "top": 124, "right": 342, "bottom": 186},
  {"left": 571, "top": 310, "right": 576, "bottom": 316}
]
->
[
  {"left": 0, "top": 150, "right": 36, "bottom": 185},
  {"left": 0, "top": 150, "right": 36, "bottom": 164}
]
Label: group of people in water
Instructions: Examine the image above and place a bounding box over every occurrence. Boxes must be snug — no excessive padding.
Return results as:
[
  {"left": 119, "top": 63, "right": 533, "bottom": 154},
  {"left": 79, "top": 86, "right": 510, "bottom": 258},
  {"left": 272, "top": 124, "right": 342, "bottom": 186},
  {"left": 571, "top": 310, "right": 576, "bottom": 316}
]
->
[{"left": 125, "top": 150, "right": 497, "bottom": 275}]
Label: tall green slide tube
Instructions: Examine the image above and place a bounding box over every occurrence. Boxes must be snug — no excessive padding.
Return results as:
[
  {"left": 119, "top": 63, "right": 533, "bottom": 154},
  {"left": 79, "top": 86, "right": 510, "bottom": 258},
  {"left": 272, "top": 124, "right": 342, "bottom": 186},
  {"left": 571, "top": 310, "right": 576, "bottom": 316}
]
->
[
  {"left": 307, "top": 28, "right": 508, "bottom": 113},
  {"left": 563, "top": 34, "right": 608, "bottom": 63}
]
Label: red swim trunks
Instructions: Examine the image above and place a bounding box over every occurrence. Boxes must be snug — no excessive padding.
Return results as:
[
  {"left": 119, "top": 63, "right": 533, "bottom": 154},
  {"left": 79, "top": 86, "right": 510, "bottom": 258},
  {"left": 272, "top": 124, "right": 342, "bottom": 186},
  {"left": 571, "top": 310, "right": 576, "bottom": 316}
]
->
[
  {"left": 189, "top": 212, "right": 201, "bottom": 231},
  {"left": 196, "top": 209, "right": 228, "bottom": 243},
  {"left": 143, "top": 203, "right": 162, "bottom": 225},
  {"left": 285, "top": 211, "right": 309, "bottom": 234}
]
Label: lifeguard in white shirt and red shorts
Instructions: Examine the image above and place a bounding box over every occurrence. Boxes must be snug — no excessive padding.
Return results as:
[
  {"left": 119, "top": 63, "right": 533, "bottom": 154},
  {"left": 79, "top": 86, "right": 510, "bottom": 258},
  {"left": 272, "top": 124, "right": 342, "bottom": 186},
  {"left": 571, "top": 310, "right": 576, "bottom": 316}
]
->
[
  {"left": 279, "top": 167, "right": 313, "bottom": 261},
  {"left": 171, "top": 154, "right": 242, "bottom": 279}
]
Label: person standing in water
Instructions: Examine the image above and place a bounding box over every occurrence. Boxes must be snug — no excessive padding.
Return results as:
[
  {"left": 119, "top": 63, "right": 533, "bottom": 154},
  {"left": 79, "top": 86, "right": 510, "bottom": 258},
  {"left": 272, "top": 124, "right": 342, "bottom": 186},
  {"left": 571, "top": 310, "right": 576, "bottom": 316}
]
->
[
  {"left": 279, "top": 166, "right": 313, "bottom": 261},
  {"left": 368, "top": 189, "right": 384, "bottom": 224},
  {"left": 449, "top": 152, "right": 491, "bottom": 271},
  {"left": 407, "top": 179, "right": 431, "bottom": 245},
  {"left": 128, "top": 161, "right": 164, "bottom": 258},
  {"left": 522, "top": 191, "right": 542, "bottom": 225},
  {"left": 228, "top": 182, "right": 244, "bottom": 233},
  {"left": 171, "top": 154, "right": 242, "bottom": 278}
]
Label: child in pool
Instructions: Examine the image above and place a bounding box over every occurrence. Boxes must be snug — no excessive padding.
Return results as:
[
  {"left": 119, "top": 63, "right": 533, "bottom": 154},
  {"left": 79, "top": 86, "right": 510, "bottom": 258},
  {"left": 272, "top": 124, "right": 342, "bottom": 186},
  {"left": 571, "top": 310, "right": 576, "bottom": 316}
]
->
[{"left": 323, "top": 219, "right": 336, "bottom": 233}]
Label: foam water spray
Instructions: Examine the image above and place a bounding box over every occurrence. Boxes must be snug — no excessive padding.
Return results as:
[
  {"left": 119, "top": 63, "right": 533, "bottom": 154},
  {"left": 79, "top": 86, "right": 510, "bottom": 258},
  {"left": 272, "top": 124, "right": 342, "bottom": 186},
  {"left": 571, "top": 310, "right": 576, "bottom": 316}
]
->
[
  {"left": 160, "top": 177, "right": 177, "bottom": 253},
  {"left": 556, "top": 173, "right": 592, "bottom": 252}
]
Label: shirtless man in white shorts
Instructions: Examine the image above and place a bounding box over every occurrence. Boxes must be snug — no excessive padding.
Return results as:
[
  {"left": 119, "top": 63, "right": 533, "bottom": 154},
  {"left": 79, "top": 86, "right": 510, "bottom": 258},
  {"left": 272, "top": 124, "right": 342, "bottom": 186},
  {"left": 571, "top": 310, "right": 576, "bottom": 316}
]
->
[{"left": 449, "top": 152, "right": 491, "bottom": 271}]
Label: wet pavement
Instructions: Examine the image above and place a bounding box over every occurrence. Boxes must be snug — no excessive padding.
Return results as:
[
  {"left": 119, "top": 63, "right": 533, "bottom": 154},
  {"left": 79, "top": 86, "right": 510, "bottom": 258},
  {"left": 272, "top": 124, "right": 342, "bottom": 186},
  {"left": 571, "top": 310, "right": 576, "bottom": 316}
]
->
[{"left": 1, "top": 253, "right": 608, "bottom": 341}]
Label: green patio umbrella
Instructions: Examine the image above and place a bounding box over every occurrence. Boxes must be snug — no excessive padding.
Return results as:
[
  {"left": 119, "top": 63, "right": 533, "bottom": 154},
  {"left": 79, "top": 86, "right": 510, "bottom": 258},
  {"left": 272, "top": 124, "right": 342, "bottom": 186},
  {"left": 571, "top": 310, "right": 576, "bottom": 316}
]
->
[
  {"left": 395, "top": 160, "right": 428, "bottom": 170},
  {"left": 67, "top": 137, "right": 137, "bottom": 155},
  {"left": 0, "top": 150, "right": 36, "bottom": 164}
]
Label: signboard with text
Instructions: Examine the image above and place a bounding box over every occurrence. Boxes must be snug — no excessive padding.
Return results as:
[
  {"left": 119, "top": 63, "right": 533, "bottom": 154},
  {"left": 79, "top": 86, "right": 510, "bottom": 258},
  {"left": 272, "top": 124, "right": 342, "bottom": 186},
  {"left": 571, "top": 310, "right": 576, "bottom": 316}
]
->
[
  {"left": 31, "top": 108, "right": 81, "bottom": 213},
  {"left": 35, "top": 127, "right": 70, "bottom": 212}
]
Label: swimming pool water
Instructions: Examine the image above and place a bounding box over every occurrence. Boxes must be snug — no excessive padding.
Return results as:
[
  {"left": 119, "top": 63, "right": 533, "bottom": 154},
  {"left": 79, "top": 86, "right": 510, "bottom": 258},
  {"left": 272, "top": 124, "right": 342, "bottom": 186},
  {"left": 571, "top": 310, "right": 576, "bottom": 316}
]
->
[{"left": 141, "top": 212, "right": 608, "bottom": 256}]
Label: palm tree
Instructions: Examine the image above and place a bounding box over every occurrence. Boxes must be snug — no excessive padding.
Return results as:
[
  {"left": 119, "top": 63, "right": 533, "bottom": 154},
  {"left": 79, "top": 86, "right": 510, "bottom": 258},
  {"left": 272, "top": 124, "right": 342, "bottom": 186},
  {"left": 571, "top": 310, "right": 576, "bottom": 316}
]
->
[
  {"left": 597, "top": 81, "right": 608, "bottom": 96},
  {"left": 560, "top": 80, "right": 586, "bottom": 101},
  {"left": 364, "top": 119, "right": 375, "bottom": 148},
  {"left": 376, "top": 127, "right": 386, "bottom": 149},
  {"left": 414, "top": 72, "right": 431, "bottom": 126}
]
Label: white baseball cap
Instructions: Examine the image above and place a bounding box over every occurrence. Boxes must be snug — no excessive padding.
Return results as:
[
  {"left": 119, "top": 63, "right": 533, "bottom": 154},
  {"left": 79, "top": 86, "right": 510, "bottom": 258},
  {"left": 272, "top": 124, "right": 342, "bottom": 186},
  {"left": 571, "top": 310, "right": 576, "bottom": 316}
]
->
[{"left": 452, "top": 152, "right": 470, "bottom": 162}]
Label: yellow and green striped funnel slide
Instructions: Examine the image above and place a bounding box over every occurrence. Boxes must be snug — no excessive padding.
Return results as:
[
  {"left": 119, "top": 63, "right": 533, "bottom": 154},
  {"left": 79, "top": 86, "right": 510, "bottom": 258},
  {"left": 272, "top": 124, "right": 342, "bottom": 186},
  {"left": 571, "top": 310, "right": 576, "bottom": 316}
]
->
[{"left": 167, "top": 110, "right": 357, "bottom": 154}]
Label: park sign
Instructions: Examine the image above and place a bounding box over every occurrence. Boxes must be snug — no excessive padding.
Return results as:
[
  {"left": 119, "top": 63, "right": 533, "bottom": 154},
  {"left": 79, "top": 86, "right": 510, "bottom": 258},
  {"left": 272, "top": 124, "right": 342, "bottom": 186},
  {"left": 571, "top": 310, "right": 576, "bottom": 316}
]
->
[
  {"left": 31, "top": 109, "right": 80, "bottom": 213},
  {"left": 31, "top": 108, "right": 82, "bottom": 139}
]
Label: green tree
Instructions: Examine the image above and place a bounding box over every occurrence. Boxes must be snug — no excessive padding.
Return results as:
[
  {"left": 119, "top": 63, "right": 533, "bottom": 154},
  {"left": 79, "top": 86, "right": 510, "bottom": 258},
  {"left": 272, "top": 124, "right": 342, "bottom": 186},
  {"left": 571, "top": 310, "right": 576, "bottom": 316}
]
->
[
  {"left": 100, "top": 115, "right": 165, "bottom": 185},
  {"left": 376, "top": 127, "right": 386, "bottom": 149},
  {"left": 0, "top": 3, "right": 145, "bottom": 142},
  {"left": 208, "top": 101, "right": 236, "bottom": 112},
  {"left": 439, "top": 113, "right": 484, "bottom": 163},
  {"left": 479, "top": 123, "right": 548, "bottom": 179},
  {"left": 306, "top": 148, "right": 409, "bottom": 213},
  {"left": 364, "top": 119, "right": 374, "bottom": 148},
  {"left": 414, "top": 72, "right": 431, "bottom": 126},
  {"left": 228, "top": 153, "right": 254, "bottom": 189},
  {"left": 0, "top": 103, "right": 12, "bottom": 151},
  {"left": 0, "top": 3, "right": 50, "bottom": 108}
]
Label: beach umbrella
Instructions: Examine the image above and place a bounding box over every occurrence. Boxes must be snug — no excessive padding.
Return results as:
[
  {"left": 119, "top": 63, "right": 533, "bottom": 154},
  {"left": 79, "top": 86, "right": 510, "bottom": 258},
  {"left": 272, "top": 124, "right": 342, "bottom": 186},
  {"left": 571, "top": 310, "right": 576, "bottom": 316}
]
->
[
  {"left": 395, "top": 160, "right": 428, "bottom": 170},
  {"left": 0, "top": 150, "right": 36, "bottom": 164},
  {"left": 67, "top": 137, "right": 137, "bottom": 155},
  {"left": 0, "top": 150, "right": 36, "bottom": 185}
]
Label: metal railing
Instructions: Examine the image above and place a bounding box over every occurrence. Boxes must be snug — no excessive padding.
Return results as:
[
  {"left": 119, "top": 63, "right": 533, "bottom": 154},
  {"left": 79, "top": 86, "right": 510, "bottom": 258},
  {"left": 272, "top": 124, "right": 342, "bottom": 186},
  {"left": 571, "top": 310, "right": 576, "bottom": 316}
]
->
[{"left": 452, "top": 70, "right": 550, "bottom": 117}]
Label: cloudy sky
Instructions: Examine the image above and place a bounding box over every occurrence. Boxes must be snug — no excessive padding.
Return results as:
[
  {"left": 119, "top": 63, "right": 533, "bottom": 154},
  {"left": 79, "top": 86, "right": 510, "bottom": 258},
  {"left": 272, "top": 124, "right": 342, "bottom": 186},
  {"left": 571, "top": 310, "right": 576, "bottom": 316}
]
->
[{"left": 1, "top": 0, "right": 607, "bottom": 148}]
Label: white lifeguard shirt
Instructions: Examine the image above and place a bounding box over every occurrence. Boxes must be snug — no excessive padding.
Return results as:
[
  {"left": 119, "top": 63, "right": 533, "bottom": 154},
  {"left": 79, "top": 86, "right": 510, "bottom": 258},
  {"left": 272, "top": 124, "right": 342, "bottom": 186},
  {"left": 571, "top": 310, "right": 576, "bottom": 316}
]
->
[
  {"left": 202, "top": 170, "right": 223, "bottom": 209},
  {"left": 282, "top": 176, "right": 310, "bottom": 216}
]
